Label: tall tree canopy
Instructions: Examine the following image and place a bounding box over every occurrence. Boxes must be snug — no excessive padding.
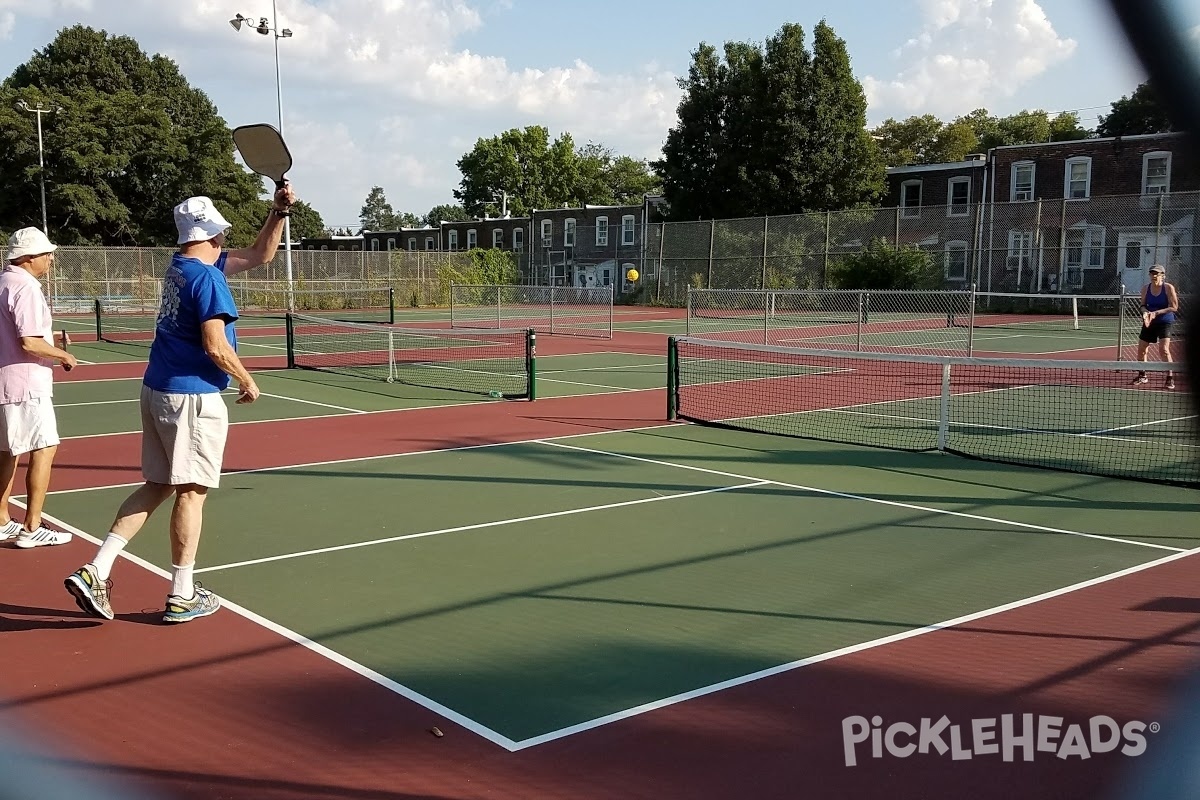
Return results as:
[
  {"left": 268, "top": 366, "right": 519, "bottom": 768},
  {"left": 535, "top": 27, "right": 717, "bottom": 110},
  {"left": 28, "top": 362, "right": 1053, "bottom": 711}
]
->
[
  {"left": 654, "top": 21, "right": 884, "bottom": 220},
  {"left": 454, "top": 127, "right": 658, "bottom": 217},
  {"left": 454, "top": 126, "right": 579, "bottom": 217},
  {"left": 359, "top": 186, "right": 420, "bottom": 231},
  {"left": 1097, "top": 82, "right": 1173, "bottom": 137},
  {"left": 871, "top": 108, "right": 1092, "bottom": 167},
  {"left": 424, "top": 203, "right": 470, "bottom": 227},
  {"left": 0, "top": 25, "right": 288, "bottom": 246}
]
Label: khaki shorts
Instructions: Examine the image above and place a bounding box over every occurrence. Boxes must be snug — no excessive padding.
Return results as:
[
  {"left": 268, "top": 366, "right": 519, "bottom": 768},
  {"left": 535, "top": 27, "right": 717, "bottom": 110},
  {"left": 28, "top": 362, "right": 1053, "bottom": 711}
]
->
[
  {"left": 0, "top": 396, "right": 60, "bottom": 456},
  {"left": 140, "top": 386, "right": 229, "bottom": 488}
]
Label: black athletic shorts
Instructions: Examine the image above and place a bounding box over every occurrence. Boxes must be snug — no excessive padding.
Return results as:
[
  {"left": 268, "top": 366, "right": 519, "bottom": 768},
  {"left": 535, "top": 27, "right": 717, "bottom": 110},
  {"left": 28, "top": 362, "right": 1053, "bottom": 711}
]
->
[{"left": 1139, "top": 319, "right": 1174, "bottom": 343}]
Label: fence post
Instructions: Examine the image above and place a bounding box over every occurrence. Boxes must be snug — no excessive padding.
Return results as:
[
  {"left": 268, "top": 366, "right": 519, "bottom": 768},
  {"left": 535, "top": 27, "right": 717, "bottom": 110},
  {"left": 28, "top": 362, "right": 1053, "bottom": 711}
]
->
[
  {"left": 967, "top": 283, "right": 976, "bottom": 357},
  {"left": 1056, "top": 199, "right": 1067, "bottom": 292},
  {"left": 894, "top": 207, "right": 901, "bottom": 249},
  {"left": 656, "top": 222, "right": 665, "bottom": 303},
  {"left": 822, "top": 211, "right": 831, "bottom": 289},
  {"left": 1117, "top": 283, "right": 1127, "bottom": 360},
  {"left": 496, "top": 285, "right": 502, "bottom": 328},
  {"left": 761, "top": 215, "right": 769, "bottom": 291},
  {"left": 708, "top": 220, "right": 715, "bottom": 289}
]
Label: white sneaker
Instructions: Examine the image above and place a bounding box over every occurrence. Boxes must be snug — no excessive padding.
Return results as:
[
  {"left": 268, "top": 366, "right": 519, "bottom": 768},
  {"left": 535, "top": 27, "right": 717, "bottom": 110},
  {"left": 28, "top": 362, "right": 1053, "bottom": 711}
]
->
[
  {"left": 0, "top": 520, "right": 21, "bottom": 541},
  {"left": 15, "top": 525, "right": 72, "bottom": 548}
]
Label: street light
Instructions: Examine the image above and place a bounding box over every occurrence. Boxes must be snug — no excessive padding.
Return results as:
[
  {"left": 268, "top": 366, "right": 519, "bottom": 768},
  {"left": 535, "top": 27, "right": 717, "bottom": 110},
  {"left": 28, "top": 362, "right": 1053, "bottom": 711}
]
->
[
  {"left": 15, "top": 99, "right": 61, "bottom": 308},
  {"left": 231, "top": 4, "right": 295, "bottom": 311},
  {"left": 14, "top": 99, "right": 59, "bottom": 237}
]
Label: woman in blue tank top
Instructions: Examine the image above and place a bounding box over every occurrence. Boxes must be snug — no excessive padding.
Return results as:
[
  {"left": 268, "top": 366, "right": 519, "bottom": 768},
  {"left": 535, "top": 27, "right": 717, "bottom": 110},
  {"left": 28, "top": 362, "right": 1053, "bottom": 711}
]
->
[{"left": 1131, "top": 264, "right": 1179, "bottom": 390}]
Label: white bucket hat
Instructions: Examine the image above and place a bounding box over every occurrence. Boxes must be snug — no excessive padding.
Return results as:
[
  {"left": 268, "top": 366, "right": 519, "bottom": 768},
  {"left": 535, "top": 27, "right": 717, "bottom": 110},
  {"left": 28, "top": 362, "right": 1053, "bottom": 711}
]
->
[
  {"left": 174, "top": 196, "right": 232, "bottom": 245},
  {"left": 6, "top": 227, "right": 57, "bottom": 263}
]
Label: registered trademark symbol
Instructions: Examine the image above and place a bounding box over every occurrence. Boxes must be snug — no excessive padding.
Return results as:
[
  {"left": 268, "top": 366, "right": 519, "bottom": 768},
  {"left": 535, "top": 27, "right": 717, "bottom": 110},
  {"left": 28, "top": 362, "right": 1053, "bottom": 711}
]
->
[{"left": 1149, "top": 722, "right": 1161, "bottom": 734}]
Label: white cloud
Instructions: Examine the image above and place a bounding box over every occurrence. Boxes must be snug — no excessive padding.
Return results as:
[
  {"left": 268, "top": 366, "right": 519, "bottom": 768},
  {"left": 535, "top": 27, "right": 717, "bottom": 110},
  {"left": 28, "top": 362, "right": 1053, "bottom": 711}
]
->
[
  {"left": 0, "top": 0, "right": 678, "bottom": 222},
  {"left": 863, "top": 0, "right": 1076, "bottom": 119},
  {"left": 1191, "top": 24, "right": 1200, "bottom": 42}
]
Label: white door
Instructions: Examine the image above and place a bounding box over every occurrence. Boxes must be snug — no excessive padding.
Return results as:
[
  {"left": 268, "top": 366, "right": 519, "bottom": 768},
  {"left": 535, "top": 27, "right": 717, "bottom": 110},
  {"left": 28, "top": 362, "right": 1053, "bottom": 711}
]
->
[{"left": 1117, "top": 234, "right": 1154, "bottom": 293}]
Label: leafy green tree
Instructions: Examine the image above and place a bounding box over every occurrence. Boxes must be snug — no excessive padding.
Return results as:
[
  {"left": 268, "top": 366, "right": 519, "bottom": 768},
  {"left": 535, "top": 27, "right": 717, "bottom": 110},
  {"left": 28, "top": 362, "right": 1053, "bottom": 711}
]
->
[
  {"left": 425, "top": 203, "right": 470, "bottom": 226},
  {"left": 0, "top": 25, "right": 264, "bottom": 246},
  {"left": 828, "top": 238, "right": 940, "bottom": 290},
  {"left": 454, "top": 126, "right": 579, "bottom": 217},
  {"left": 655, "top": 21, "right": 883, "bottom": 220},
  {"left": 284, "top": 200, "right": 325, "bottom": 240},
  {"left": 575, "top": 143, "right": 661, "bottom": 206},
  {"left": 360, "top": 186, "right": 405, "bottom": 231},
  {"left": 1097, "top": 82, "right": 1173, "bottom": 137}
]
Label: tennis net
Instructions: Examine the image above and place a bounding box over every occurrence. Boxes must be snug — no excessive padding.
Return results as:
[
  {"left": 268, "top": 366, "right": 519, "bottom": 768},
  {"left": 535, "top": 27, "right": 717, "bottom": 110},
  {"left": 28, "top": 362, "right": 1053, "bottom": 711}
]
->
[
  {"left": 95, "top": 287, "right": 395, "bottom": 343},
  {"left": 667, "top": 336, "right": 1198, "bottom": 487},
  {"left": 286, "top": 314, "right": 536, "bottom": 399}
]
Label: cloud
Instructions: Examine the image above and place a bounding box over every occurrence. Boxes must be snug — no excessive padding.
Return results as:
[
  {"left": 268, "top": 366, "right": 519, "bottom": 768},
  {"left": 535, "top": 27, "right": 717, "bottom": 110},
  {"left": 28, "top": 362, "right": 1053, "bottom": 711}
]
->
[
  {"left": 863, "top": 0, "right": 1077, "bottom": 119},
  {"left": 1191, "top": 24, "right": 1200, "bottom": 42}
]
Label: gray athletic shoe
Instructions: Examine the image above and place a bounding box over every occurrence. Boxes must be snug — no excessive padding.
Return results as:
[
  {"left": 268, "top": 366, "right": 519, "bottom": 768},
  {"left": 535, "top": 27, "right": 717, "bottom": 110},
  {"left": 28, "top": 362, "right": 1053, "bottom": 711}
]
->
[
  {"left": 65, "top": 564, "right": 115, "bottom": 620},
  {"left": 0, "top": 520, "right": 21, "bottom": 541},
  {"left": 162, "top": 585, "right": 220, "bottom": 624}
]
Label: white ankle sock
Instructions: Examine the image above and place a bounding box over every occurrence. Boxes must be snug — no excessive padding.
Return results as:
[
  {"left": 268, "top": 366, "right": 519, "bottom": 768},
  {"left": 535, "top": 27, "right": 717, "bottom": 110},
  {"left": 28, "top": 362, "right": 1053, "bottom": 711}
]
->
[
  {"left": 171, "top": 563, "right": 195, "bottom": 600},
  {"left": 92, "top": 533, "right": 129, "bottom": 580}
]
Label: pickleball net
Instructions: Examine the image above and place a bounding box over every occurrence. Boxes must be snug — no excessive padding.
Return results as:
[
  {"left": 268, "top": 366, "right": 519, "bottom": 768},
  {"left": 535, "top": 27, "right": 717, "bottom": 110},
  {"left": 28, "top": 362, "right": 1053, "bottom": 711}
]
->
[
  {"left": 286, "top": 313, "right": 536, "bottom": 399},
  {"left": 667, "top": 336, "right": 1198, "bottom": 487}
]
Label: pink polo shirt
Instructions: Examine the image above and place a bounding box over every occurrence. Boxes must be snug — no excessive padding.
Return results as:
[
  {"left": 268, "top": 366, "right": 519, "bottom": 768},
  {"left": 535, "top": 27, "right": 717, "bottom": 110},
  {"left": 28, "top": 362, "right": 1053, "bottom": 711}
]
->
[{"left": 0, "top": 265, "right": 55, "bottom": 404}]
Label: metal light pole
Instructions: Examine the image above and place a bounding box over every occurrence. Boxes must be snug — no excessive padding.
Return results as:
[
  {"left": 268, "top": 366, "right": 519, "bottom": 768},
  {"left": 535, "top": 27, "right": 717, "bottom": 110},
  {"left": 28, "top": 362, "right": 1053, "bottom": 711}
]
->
[
  {"left": 231, "top": 6, "right": 295, "bottom": 311},
  {"left": 16, "top": 99, "right": 60, "bottom": 307}
]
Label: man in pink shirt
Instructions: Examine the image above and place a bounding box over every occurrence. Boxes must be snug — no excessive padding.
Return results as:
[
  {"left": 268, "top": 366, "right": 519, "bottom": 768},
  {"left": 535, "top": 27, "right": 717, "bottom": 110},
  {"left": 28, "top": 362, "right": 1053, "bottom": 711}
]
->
[{"left": 0, "top": 227, "right": 77, "bottom": 547}]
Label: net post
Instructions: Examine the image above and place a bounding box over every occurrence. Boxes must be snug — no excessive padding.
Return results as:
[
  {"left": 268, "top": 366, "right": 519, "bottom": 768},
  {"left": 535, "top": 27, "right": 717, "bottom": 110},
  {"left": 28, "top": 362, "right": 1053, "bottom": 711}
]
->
[
  {"left": 686, "top": 288, "right": 693, "bottom": 335},
  {"left": 762, "top": 292, "right": 769, "bottom": 345},
  {"left": 607, "top": 283, "right": 614, "bottom": 339},
  {"left": 1071, "top": 295, "right": 1079, "bottom": 331},
  {"left": 967, "top": 284, "right": 976, "bottom": 357},
  {"left": 526, "top": 329, "right": 537, "bottom": 401},
  {"left": 666, "top": 336, "right": 678, "bottom": 420},
  {"left": 855, "top": 293, "right": 863, "bottom": 352},
  {"left": 1117, "top": 284, "right": 1126, "bottom": 360},
  {"left": 388, "top": 287, "right": 396, "bottom": 324},
  {"left": 285, "top": 313, "right": 296, "bottom": 369},
  {"left": 94, "top": 298, "right": 102, "bottom": 342},
  {"left": 937, "top": 363, "right": 951, "bottom": 452},
  {"left": 387, "top": 328, "right": 397, "bottom": 383}
]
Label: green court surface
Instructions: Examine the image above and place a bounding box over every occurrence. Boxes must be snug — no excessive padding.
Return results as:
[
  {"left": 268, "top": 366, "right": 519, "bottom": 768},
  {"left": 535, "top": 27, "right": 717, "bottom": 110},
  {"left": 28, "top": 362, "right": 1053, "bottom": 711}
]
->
[
  {"left": 53, "top": 353, "right": 669, "bottom": 438},
  {"left": 39, "top": 423, "right": 1197, "bottom": 744}
]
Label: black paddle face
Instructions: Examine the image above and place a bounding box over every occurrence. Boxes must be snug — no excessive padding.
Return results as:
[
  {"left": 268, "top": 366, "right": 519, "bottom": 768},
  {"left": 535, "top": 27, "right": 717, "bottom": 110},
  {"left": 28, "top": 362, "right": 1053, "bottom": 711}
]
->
[{"left": 233, "top": 123, "right": 292, "bottom": 188}]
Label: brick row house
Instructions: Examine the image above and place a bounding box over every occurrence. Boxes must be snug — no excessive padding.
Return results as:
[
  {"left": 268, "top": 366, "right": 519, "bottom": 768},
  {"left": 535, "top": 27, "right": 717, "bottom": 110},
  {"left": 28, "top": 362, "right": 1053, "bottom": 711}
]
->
[
  {"left": 883, "top": 132, "right": 1199, "bottom": 294},
  {"left": 314, "top": 199, "right": 662, "bottom": 289}
]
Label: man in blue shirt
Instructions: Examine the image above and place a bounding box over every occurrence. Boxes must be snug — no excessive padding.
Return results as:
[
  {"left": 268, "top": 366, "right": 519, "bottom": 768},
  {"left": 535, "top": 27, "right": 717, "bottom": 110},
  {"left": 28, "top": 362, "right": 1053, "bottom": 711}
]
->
[{"left": 66, "top": 184, "right": 295, "bottom": 623}]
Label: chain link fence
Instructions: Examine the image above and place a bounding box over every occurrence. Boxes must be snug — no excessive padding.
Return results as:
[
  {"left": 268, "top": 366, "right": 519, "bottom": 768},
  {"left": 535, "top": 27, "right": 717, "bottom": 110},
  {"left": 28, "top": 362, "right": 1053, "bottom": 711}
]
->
[{"left": 449, "top": 284, "right": 613, "bottom": 338}]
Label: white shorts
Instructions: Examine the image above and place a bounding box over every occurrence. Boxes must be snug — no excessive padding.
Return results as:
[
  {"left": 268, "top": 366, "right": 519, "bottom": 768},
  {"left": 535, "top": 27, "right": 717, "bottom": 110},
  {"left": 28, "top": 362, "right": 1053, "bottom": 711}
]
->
[
  {"left": 0, "top": 396, "right": 60, "bottom": 456},
  {"left": 140, "top": 386, "right": 229, "bottom": 488}
]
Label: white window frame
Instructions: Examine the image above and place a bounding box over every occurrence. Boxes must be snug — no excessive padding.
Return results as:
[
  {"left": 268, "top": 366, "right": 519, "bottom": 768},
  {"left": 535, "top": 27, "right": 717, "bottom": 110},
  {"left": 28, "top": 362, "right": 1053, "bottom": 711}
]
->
[
  {"left": 466, "top": 229, "right": 477, "bottom": 249},
  {"left": 564, "top": 218, "right": 576, "bottom": 248},
  {"left": 1063, "top": 224, "right": 1105, "bottom": 272},
  {"left": 1011, "top": 161, "right": 1035, "bottom": 202},
  {"left": 320, "top": 245, "right": 329, "bottom": 251},
  {"left": 387, "top": 237, "right": 397, "bottom": 251},
  {"left": 947, "top": 177, "right": 970, "bottom": 217},
  {"left": 900, "top": 180, "right": 922, "bottom": 218},
  {"left": 492, "top": 228, "right": 503, "bottom": 248},
  {"left": 1064, "top": 156, "right": 1092, "bottom": 200},
  {"left": 944, "top": 240, "right": 969, "bottom": 281},
  {"left": 1142, "top": 151, "right": 1171, "bottom": 195},
  {"left": 447, "top": 230, "right": 458, "bottom": 250},
  {"left": 406, "top": 237, "right": 415, "bottom": 250},
  {"left": 370, "top": 239, "right": 380, "bottom": 251},
  {"left": 1006, "top": 230, "right": 1033, "bottom": 274},
  {"left": 621, "top": 215, "right": 636, "bottom": 246},
  {"left": 513, "top": 228, "right": 524, "bottom": 252},
  {"left": 425, "top": 237, "right": 435, "bottom": 251},
  {"left": 540, "top": 219, "right": 553, "bottom": 248},
  {"left": 596, "top": 216, "right": 609, "bottom": 246}
]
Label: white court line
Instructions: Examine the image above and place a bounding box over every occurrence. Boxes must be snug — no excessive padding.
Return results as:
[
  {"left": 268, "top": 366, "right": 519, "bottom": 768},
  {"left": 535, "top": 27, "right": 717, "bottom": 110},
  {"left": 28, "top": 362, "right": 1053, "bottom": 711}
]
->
[
  {"left": 23, "top": 425, "right": 1197, "bottom": 752},
  {"left": 536, "top": 440, "right": 1185, "bottom": 553},
  {"left": 13, "top": 499, "right": 522, "bottom": 752},
  {"left": 510, "top": 546, "right": 1198, "bottom": 750},
  {"left": 195, "top": 482, "right": 768, "bottom": 574},
  {"left": 1089, "top": 414, "right": 1199, "bottom": 436}
]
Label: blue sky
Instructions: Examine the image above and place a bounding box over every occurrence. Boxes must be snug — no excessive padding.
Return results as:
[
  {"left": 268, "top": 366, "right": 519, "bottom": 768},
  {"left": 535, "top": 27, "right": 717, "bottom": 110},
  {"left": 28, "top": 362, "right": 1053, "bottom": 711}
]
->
[{"left": 1, "top": 1, "right": 1196, "bottom": 231}]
